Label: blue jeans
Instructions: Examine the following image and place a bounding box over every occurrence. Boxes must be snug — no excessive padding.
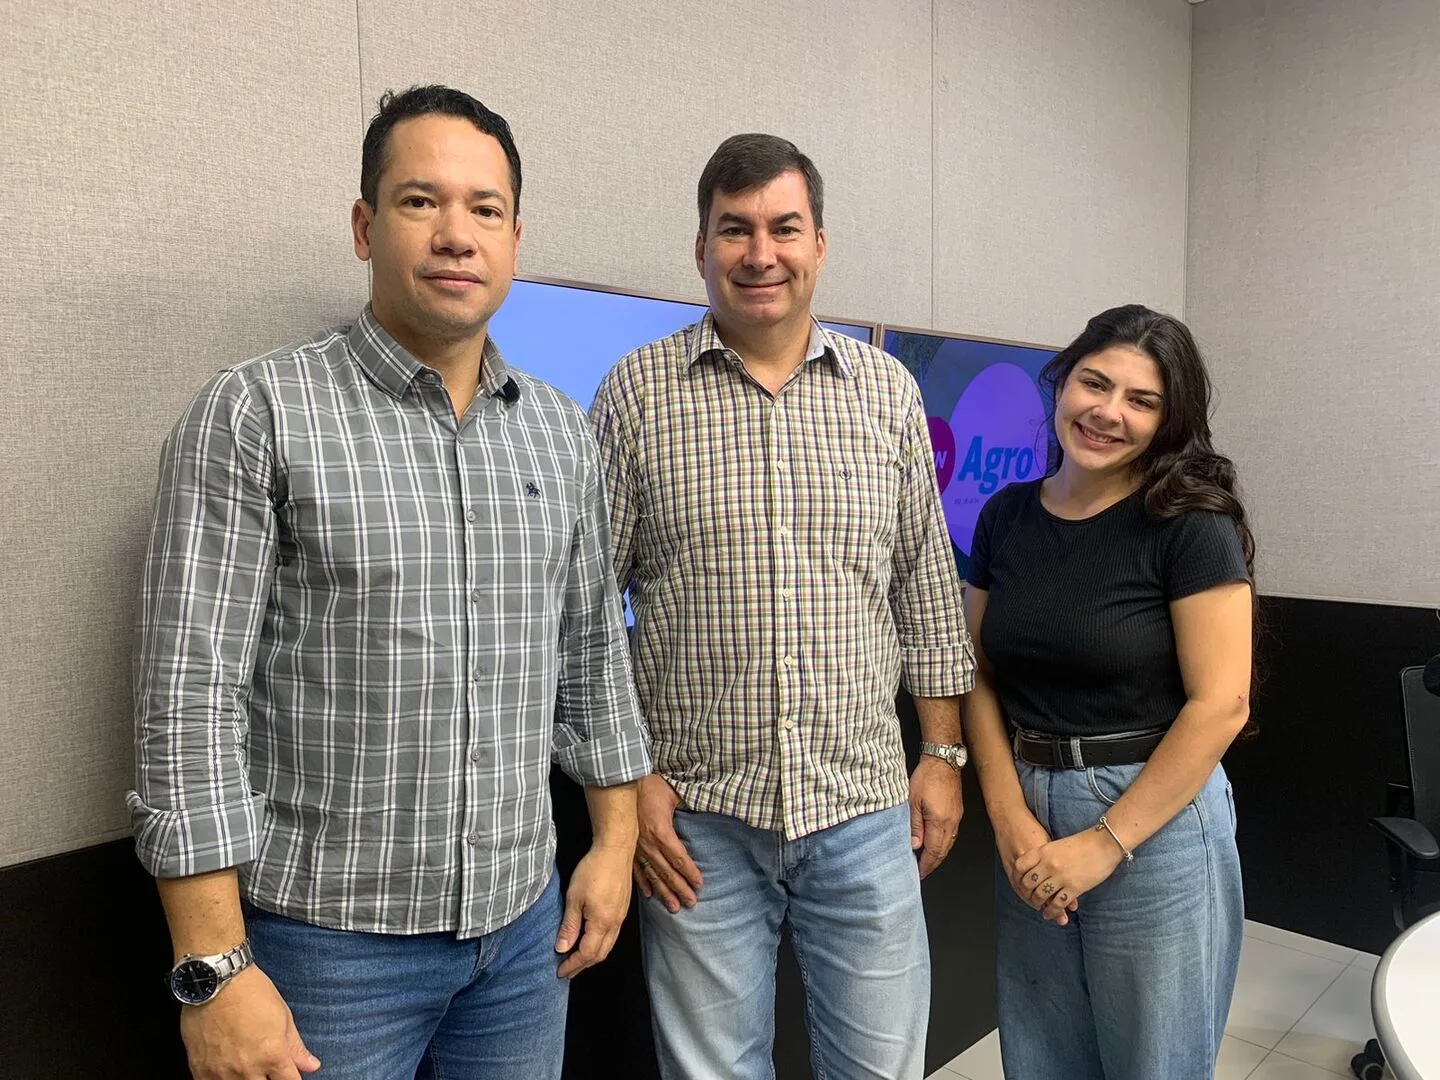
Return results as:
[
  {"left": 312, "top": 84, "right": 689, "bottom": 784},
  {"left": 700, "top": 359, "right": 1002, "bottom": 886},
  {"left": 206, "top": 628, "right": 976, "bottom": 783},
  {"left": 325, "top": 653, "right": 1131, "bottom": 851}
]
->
[
  {"left": 996, "top": 759, "right": 1243, "bottom": 1080},
  {"left": 245, "top": 870, "right": 568, "bottom": 1080},
  {"left": 641, "top": 802, "right": 929, "bottom": 1080}
]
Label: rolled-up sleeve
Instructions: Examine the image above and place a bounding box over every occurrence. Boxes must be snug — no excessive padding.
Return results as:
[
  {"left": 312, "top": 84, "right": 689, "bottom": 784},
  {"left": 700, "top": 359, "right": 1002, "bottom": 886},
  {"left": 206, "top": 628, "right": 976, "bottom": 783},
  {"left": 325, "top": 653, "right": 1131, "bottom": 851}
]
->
[
  {"left": 891, "top": 392, "right": 976, "bottom": 698},
  {"left": 127, "top": 370, "right": 276, "bottom": 878},
  {"left": 552, "top": 421, "right": 651, "bottom": 787}
]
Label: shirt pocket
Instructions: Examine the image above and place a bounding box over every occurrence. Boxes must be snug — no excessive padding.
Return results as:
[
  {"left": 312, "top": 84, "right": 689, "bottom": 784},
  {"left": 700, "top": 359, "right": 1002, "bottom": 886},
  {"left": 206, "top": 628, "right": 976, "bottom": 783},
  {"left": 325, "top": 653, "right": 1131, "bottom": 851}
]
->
[{"left": 825, "top": 451, "right": 901, "bottom": 564}]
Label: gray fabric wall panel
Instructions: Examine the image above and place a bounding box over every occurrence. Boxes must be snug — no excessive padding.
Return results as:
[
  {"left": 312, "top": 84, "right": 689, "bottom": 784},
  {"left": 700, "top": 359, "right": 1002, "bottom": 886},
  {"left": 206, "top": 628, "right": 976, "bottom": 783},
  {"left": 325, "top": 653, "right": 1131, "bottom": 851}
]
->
[
  {"left": 1188, "top": 0, "right": 1440, "bottom": 605},
  {"left": 932, "top": 0, "right": 1192, "bottom": 347},
  {"left": 355, "top": 0, "right": 935, "bottom": 327},
  {"left": 1, "top": 0, "right": 1200, "bottom": 866},
  {"left": 0, "top": 2, "right": 367, "bottom": 866}
]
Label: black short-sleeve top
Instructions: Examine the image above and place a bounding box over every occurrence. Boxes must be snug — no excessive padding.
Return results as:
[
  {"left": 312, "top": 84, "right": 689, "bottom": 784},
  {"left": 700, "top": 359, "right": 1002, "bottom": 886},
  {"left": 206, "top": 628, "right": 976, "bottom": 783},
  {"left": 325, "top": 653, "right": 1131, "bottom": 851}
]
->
[{"left": 966, "top": 479, "right": 1249, "bottom": 737}]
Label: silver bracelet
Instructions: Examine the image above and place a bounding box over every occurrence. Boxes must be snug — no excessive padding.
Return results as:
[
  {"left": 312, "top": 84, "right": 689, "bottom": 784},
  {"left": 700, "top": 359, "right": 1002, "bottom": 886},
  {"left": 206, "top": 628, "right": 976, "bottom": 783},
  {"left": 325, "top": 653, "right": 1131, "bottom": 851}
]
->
[{"left": 1095, "top": 815, "right": 1135, "bottom": 863}]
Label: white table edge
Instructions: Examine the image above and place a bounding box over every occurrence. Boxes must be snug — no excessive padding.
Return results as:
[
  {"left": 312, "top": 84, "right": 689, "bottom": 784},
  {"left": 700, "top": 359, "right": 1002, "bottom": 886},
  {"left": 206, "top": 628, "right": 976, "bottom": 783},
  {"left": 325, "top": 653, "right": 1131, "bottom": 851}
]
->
[{"left": 1372, "top": 909, "right": 1440, "bottom": 1080}]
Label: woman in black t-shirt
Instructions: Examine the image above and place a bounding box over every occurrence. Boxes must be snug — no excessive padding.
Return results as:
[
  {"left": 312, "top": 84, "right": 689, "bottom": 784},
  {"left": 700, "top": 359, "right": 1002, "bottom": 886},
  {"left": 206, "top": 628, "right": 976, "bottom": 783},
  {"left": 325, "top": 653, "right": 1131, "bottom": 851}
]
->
[{"left": 964, "top": 305, "right": 1254, "bottom": 1080}]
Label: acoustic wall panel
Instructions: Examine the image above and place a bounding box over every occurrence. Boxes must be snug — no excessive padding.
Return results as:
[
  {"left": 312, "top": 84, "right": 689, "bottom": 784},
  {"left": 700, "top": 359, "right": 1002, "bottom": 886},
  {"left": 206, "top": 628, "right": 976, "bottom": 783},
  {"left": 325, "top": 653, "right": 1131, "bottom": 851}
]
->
[
  {"left": 1188, "top": 0, "right": 1440, "bottom": 605},
  {"left": 932, "top": 0, "right": 1192, "bottom": 347},
  {"left": 0, "top": 0, "right": 368, "bottom": 865},
  {"left": 356, "top": 0, "right": 935, "bottom": 328}
]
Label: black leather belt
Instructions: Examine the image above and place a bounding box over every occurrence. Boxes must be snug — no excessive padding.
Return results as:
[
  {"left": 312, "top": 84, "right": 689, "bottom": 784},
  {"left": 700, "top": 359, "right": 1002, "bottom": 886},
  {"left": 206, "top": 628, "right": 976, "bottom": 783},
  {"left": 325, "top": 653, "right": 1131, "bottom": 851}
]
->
[{"left": 1013, "top": 728, "right": 1167, "bottom": 769}]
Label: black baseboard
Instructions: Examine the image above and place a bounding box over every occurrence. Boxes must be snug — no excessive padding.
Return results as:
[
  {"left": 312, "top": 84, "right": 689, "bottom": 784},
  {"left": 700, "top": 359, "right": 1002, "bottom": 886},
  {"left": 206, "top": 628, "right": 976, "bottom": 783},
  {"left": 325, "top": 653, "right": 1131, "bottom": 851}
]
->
[
  {"left": 0, "top": 837, "right": 189, "bottom": 1080},
  {"left": 1223, "top": 595, "right": 1440, "bottom": 954}
]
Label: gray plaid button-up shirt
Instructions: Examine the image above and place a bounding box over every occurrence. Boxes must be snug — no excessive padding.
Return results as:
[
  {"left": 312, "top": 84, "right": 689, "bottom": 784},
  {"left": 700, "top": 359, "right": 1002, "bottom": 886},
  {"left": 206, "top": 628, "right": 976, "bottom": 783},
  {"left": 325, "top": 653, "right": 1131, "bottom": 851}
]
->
[
  {"left": 592, "top": 313, "right": 973, "bottom": 840},
  {"left": 129, "top": 307, "right": 649, "bottom": 937}
]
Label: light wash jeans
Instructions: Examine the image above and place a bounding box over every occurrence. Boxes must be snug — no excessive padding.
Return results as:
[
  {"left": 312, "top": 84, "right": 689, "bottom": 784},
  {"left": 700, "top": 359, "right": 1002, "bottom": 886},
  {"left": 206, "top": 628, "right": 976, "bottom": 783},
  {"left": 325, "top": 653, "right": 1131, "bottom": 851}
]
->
[
  {"left": 245, "top": 869, "right": 567, "bottom": 1080},
  {"left": 996, "top": 759, "right": 1243, "bottom": 1080},
  {"left": 641, "top": 802, "right": 930, "bottom": 1080}
]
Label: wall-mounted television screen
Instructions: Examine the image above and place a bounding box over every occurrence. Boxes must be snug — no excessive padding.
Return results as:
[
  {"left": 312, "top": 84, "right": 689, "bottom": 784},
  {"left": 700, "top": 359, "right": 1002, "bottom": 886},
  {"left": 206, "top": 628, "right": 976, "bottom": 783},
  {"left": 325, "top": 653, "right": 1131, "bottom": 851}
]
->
[
  {"left": 883, "top": 327, "right": 1058, "bottom": 580},
  {"left": 490, "top": 277, "right": 876, "bottom": 411}
]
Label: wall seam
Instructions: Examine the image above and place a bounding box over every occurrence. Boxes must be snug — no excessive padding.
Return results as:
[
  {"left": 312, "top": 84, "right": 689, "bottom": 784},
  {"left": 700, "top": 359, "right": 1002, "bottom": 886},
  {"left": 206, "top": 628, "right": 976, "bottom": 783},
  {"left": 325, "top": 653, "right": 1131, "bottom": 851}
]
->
[
  {"left": 355, "top": 0, "right": 367, "bottom": 146},
  {"left": 930, "top": 0, "right": 937, "bottom": 328},
  {"left": 1181, "top": 0, "right": 1196, "bottom": 321}
]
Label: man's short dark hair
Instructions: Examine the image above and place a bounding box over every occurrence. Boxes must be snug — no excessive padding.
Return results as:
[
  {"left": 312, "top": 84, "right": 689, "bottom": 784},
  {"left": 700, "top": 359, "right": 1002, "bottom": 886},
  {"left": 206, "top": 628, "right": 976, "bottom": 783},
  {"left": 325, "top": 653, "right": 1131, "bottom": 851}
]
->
[
  {"left": 697, "top": 134, "right": 824, "bottom": 235},
  {"left": 360, "top": 85, "right": 522, "bottom": 217}
]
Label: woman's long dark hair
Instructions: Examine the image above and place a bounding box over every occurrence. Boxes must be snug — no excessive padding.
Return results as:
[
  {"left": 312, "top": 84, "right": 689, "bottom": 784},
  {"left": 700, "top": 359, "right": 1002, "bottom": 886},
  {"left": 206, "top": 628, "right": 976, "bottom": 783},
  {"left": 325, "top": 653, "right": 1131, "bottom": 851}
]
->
[
  {"left": 1040, "top": 305, "right": 1262, "bottom": 716},
  {"left": 1039, "top": 304, "right": 1255, "bottom": 575}
]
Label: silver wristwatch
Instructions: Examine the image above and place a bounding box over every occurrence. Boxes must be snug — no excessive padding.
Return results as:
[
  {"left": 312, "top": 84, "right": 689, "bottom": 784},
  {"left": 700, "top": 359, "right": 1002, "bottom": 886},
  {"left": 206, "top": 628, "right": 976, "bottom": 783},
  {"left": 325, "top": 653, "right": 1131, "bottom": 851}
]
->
[
  {"left": 167, "top": 939, "right": 254, "bottom": 1006},
  {"left": 920, "top": 741, "right": 968, "bottom": 773}
]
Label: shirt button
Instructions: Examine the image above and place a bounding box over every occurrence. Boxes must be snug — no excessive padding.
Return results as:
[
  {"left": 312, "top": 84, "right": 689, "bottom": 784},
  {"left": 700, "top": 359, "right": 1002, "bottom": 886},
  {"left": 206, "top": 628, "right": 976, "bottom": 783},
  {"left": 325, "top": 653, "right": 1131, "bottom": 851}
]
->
[
  {"left": 466, "top": 832, "right": 480, "bottom": 845},
  {"left": 782, "top": 654, "right": 796, "bottom": 669},
  {"left": 778, "top": 526, "right": 790, "bottom": 538},
  {"left": 775, "top": 458, "right": 785, "bottom": 470},
  {"left": 781, "top": 588, "right": 793, "bottom": 601},
  {"left": 470, "top": 589, "right": 482, "bottom": 603},
  {"left": 470, "top": 747, "right": 482, "bottom": 762},
  {"left": 465, "top": 508, "right": 477, "bottom": 522},
  {"left": 783, "top": 719, "right": 796, "bottom": 732}
]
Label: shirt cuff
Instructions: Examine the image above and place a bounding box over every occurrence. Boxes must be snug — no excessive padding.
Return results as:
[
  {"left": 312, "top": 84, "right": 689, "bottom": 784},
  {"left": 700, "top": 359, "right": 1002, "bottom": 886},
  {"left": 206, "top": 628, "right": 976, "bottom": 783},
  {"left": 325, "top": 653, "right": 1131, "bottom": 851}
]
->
[
  {"left": 901, "top": 640, "right": 978, "bottom": 699},
  {"left": 126, "top": 789, "right": 265, "bottom": 878},
  {"left": 552, "top": 725, "right": 653, "bottom": 788}
]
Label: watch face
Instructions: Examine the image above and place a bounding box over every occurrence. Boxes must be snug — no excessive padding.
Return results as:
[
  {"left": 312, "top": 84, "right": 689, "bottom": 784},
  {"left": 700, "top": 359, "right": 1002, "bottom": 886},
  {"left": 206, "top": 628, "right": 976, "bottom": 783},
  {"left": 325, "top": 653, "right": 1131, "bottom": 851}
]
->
[{"left": 171, "top": 959, "right": 219, "bottom": 1005}]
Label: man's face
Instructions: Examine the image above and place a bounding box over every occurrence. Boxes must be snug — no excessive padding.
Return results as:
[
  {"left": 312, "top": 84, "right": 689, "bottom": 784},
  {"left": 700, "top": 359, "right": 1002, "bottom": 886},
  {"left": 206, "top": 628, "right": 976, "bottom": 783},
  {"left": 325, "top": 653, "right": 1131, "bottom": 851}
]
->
[
  {"left": 353, "top": 114, "right": 521, "bottom": 349},
  {"left": 695, "top": 169, "right": 826, "bottom": 334}
]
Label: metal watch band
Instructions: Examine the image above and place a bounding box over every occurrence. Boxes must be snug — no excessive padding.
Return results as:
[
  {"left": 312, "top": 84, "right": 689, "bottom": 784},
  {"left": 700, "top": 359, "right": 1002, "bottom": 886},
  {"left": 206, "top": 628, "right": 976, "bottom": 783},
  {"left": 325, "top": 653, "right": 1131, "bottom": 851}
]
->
[
  {"left": 212, "top": 939, "right": 254, "bottom": 981},
  {"left": 920, "top": 741, "right": 968, "bottom": 771}
]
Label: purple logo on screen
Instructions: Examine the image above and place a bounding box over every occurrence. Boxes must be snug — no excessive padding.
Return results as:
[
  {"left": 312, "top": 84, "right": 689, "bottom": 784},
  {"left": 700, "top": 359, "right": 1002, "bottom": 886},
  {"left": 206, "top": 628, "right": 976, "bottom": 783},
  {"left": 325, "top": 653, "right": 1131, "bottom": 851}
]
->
[
  {"left": 940, "top": 363, "right": 1046, "bottom": 555},
  {"left": 927, "top": 416, "right": 957, "bottom": 492}
]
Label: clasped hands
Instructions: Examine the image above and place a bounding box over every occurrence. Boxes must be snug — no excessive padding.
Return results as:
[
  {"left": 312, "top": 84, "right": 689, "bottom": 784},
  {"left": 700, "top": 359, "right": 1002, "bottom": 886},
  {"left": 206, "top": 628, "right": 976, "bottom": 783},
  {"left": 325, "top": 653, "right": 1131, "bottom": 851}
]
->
[{"left": 1004, "top": 825, "right": 1127, "bottom": 925}]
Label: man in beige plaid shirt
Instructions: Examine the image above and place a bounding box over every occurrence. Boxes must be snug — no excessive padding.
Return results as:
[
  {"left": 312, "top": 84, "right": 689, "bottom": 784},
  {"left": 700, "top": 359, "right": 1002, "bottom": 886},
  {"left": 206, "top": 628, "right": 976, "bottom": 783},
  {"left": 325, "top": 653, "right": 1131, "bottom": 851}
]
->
[{"left": 590, "top": 133, "right": 975, "bottom": 1080}]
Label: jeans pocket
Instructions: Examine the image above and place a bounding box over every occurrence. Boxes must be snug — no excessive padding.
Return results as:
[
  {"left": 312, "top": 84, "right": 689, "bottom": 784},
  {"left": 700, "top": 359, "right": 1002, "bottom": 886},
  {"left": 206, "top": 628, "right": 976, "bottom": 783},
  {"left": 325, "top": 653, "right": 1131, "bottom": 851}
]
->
[
  {"left": 1225, "top": 781, "right": 1238, "bottom": 836},
  {"left": 1084, "top": 767, "right": 1116, "bottom": 806},
  {"left": 1084, "top": 762, "right": 1144, "bottom": 807}
]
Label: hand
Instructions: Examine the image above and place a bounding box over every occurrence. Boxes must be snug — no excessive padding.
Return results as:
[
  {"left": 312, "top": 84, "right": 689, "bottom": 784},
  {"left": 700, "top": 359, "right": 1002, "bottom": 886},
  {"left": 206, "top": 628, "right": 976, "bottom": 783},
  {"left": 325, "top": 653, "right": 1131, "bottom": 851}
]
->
[
  {"left": 991, "top": 807, "right": 1080, "bottom": 926},
  {"left": 556, "top": 843, "right": 634, "bottom": 979},
  {"left": 1013, "top": 828, "right": 1125, "bottom": 923},
  {"left": 179, "top": 965, "right": 320, "bottom": 1080},
  {"left": 632, "top": 773, "right": 703, "bottom": 913},
  {"left": 909, "top": 755, "right": 964, "bottom": 879}
]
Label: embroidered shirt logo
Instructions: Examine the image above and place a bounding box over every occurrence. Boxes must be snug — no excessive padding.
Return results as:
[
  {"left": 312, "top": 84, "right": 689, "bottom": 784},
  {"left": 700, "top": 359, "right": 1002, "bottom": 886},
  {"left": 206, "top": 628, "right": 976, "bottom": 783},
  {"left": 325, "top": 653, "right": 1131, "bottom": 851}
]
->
[
  {"left": 525, "top": 482, "right": 541, "bottom": 498},
  {"left": 839, "top": 466, "right": 852, "bottom": 481}
]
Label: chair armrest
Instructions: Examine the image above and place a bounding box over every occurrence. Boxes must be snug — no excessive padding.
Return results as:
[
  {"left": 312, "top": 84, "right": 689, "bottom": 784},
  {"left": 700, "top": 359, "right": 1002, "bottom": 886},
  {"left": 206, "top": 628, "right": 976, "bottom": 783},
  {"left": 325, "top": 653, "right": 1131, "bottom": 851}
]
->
[{"left": 1371, "top": 817, "right": 1440, "bottom": 860}]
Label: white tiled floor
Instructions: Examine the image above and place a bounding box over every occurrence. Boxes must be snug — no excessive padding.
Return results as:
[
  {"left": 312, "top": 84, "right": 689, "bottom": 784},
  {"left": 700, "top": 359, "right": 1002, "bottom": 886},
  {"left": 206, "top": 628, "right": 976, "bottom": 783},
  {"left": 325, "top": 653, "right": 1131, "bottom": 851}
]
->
[{"left": 930, "top": 919, "right": 1383, "bottom": 1080}]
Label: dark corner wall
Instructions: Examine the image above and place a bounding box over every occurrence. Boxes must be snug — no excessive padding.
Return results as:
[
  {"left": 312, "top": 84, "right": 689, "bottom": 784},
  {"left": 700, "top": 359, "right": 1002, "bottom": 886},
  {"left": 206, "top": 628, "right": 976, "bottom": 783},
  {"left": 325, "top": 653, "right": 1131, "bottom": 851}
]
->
[{"left": 1224, "top": 597, "right": 1440, "bottom": 955}]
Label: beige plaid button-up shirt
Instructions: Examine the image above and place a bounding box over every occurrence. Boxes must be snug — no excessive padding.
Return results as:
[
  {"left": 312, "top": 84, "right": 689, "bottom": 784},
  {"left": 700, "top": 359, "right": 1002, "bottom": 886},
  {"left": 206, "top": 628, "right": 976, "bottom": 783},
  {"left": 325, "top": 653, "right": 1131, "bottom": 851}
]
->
[{"left": 591, "top": 312, "right": 973, "bottom": 839}]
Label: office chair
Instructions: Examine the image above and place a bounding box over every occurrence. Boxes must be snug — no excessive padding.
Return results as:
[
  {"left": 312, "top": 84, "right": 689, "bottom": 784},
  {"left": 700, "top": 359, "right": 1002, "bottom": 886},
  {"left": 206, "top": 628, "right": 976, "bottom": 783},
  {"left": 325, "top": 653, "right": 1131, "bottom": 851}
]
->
[{"left": 1351, "top": 663, "right": 1440, "bottom": 1080}]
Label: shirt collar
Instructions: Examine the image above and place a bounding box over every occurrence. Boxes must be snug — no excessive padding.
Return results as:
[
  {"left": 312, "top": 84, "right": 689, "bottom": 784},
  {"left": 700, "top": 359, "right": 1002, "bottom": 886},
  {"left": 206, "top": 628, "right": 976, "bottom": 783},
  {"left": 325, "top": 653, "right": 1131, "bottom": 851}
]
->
[
  {"left": 347, "top": 305, "right": 517, "bottom": 402},
  {"left": 685, "top": 310, "right": 854, "bottom": 378}
]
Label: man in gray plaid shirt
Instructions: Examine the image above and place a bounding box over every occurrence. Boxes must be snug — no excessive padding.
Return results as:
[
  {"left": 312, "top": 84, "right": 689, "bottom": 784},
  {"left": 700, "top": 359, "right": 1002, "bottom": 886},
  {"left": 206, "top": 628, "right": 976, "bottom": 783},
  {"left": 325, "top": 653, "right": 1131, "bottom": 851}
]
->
[
  {"left": 129, "top": 85, "right": 649, "bottom": 1080},
  {"left": 591, "top": 135, "right": 975, "bottom": 1079}
]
